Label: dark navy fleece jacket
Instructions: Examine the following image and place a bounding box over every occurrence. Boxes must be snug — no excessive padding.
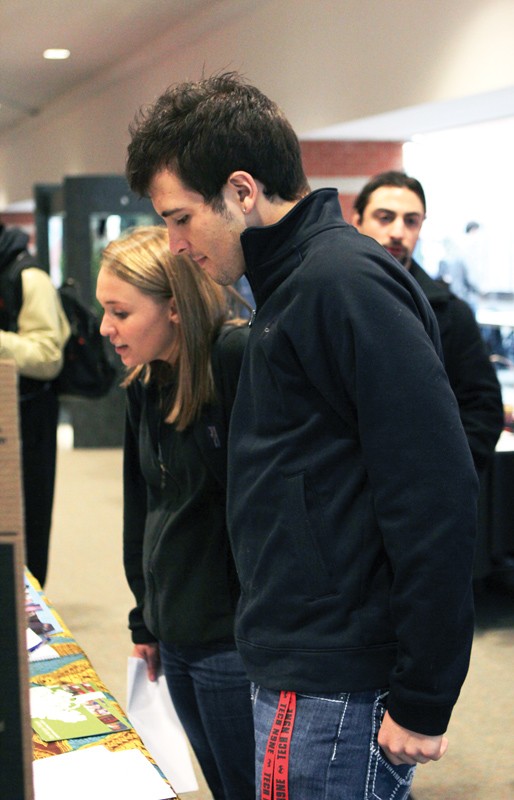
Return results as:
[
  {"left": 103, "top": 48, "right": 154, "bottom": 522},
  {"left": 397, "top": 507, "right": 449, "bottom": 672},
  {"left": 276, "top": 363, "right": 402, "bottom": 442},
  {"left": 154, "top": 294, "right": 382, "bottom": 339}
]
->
[{"left": 227, "top": 189, "right": 478, "bottom": 736}]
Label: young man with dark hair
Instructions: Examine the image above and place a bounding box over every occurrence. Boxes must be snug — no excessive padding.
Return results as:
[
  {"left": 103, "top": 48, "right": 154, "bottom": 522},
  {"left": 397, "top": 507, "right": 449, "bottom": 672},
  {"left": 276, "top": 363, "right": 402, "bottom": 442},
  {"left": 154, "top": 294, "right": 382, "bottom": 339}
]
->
[
  {"left": 127, "top": 74, "right": 479, "bottom": 800},
  {"left": 352, "top": 170, "right": 503, "bottom": 474},
  {"left": 352, "top": 170, "right": 427, "bottom": 232}
]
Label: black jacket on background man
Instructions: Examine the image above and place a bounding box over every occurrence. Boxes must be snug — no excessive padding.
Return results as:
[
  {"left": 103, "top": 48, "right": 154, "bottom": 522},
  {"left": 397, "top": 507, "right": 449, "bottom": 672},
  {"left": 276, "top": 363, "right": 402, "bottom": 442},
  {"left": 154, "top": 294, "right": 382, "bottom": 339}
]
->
[{"left": 409, "top": 259, "right": 503, "bottom": 473}]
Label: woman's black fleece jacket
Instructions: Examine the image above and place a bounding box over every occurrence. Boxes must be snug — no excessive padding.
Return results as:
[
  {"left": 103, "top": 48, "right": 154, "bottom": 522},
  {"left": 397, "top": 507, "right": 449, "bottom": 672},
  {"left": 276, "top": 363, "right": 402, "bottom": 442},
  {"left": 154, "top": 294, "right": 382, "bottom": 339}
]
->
[
  {"left": 123, "top": 324, "right": 248, "bottom": 647},
  {"left": 227, "top": 189, "right": 479, "bottom": 736}
]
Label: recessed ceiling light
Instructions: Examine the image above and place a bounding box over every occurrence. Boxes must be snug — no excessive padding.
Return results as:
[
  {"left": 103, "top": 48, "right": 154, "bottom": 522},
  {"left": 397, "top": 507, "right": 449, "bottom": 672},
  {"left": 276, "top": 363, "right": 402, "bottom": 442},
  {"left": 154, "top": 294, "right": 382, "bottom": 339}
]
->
[{"left": 43, "top": 49, "right": 71, "bottom": 60}]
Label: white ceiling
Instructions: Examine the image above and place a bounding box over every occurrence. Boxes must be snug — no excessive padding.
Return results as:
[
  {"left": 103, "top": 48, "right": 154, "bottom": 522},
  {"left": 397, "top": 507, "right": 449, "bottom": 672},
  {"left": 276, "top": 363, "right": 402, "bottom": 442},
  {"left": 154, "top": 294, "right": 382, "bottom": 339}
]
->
[
  {"left": 0, "top": 0, "right": 219, "bottom": 133},
  {"left": 302, "top": 85, "right": 514, "bottom": 142},
  {"left": 1, "top": 0, "right": 513, "bottom": 143}
]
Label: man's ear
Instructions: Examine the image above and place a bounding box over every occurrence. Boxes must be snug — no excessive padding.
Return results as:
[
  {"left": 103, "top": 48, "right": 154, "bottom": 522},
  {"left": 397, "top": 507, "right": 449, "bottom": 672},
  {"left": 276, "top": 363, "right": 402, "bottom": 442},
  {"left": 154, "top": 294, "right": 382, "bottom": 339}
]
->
[
  {"left": 226, "top": 171, "right": 259, "bottom": 214},
  {"left": 351, "top": 211, "right": 362, "bottom": 230}
]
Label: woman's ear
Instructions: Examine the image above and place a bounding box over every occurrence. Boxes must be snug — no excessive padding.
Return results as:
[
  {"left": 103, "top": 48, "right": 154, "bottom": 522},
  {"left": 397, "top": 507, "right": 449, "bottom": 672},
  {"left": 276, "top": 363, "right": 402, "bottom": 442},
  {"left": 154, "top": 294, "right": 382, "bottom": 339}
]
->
[{"left": 168, "top": 297, "right": 180, "bottom": 325}]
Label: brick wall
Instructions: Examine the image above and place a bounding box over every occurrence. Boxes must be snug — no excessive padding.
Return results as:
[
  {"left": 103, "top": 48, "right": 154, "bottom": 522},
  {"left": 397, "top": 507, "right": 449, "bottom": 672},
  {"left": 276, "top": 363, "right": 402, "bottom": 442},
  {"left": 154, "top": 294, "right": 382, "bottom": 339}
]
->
[
  {"left": 300, "top": 140, "right": 404, "bottom": 221},
  {"left": 0, "top": 141, "right": 404, "bottom": 242}
]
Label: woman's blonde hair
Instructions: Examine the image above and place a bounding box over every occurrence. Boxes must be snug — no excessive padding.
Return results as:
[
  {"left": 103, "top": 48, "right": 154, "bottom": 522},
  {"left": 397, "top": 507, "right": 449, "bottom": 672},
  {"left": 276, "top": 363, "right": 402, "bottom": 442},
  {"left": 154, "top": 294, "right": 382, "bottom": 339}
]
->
[{"left": 100, "top": 225, "right": 235, "bottom": 430}]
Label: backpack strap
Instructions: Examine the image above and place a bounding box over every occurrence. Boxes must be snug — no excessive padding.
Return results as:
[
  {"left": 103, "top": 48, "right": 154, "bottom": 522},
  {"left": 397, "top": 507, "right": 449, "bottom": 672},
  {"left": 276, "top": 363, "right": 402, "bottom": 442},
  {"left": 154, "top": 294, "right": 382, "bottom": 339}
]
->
[{"left": 0, "top": 252, "right": 45, "bottom": 332}]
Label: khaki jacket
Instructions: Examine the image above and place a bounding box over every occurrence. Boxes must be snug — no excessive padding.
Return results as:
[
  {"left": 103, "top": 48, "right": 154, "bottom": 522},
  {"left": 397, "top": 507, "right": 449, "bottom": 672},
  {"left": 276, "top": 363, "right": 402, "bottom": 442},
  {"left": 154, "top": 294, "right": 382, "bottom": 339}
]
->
[{"left": 0, "top": 267, "right": 70, "bottom": 380}]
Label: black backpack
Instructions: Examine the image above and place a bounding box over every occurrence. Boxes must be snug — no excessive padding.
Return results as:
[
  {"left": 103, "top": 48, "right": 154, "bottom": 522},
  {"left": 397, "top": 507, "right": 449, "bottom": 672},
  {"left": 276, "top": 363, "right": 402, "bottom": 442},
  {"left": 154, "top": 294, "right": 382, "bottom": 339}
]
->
[{"left": 2, "top": 253, "right": 116, "bottom": 399}]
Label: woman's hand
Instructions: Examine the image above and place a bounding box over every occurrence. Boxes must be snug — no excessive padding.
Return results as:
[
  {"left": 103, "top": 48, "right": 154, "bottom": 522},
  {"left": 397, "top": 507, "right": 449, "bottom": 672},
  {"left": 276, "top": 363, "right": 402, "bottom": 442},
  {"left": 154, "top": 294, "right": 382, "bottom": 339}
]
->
[{"left": 133, "top": 642, "right": 160, "bottom": 682}]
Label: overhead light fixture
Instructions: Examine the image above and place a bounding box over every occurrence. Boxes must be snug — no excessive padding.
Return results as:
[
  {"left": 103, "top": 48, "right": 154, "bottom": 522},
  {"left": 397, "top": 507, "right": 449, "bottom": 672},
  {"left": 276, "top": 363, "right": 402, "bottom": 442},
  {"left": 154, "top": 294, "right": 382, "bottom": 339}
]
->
[{"left": 43, "top": 49, "right": 71, "bottom": 60}]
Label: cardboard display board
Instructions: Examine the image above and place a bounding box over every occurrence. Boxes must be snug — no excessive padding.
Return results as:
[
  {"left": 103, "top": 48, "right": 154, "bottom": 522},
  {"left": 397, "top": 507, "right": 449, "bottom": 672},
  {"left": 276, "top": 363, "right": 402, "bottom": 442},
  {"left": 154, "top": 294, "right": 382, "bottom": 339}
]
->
[{"left": 0, "top": 360, "right": 34, "bottom": 800}]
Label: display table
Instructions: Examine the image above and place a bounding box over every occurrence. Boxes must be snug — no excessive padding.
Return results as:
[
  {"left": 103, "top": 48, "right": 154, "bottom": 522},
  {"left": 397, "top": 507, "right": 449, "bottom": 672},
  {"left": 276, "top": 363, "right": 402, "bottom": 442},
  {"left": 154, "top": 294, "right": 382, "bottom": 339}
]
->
[{"left": 26, "top": 572, "right": 176, "bottom": 799}]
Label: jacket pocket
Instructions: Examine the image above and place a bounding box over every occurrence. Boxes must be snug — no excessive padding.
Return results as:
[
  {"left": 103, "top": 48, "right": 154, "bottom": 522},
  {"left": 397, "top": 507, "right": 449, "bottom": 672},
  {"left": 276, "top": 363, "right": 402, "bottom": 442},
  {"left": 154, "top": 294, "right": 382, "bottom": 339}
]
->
[
  {"left": 286, "top": 471, "right": 338, "bottom": 600},
  {"left": 367, "top": 692, "right": 415, "bottom": 799}
]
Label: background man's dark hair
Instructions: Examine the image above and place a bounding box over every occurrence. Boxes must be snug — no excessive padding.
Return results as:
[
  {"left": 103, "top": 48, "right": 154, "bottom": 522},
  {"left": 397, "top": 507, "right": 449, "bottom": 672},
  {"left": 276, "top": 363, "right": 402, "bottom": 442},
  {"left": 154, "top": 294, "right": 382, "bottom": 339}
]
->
[
  {"left": 353, "top": 170, "right": 427, "bottom": 219},
  {"left": 126, "top": 72, "right": 309, "bottom": 209}
]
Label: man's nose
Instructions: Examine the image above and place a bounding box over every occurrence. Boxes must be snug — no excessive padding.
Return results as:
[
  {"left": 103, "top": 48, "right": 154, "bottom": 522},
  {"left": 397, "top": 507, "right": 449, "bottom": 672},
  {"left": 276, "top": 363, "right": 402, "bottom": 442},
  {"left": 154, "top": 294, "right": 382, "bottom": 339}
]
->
[
  {"left": 168, "top": 230, "right": 189, "bottom": 256},
  {"left": 389, "top": 218, "right": 406, "bottom": 239}
]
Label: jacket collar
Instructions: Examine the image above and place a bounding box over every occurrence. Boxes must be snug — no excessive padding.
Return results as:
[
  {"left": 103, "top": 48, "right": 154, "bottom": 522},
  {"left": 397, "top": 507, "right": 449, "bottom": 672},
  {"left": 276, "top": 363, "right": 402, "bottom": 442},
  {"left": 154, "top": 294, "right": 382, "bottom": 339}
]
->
[
  {"left": 241, "top": 188, "right": 345, "bottom": 305},
  {"left": 409, "top": 259, "right": 452, "bottom": 306}
]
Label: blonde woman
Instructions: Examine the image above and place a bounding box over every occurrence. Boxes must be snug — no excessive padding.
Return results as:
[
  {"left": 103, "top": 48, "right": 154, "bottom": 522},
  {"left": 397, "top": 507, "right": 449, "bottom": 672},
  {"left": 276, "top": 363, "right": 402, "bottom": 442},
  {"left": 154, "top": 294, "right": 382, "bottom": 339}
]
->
[{"left": 96, "top": 226, "right": 254, "bottom": 799}]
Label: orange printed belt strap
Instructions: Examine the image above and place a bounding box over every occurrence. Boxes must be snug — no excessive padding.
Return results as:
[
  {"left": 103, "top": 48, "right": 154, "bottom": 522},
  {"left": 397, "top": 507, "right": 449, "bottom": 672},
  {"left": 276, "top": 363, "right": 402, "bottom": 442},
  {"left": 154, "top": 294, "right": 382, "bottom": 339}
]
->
[{"left": 261, "top": 690, "right": 297, "bottom": 800}]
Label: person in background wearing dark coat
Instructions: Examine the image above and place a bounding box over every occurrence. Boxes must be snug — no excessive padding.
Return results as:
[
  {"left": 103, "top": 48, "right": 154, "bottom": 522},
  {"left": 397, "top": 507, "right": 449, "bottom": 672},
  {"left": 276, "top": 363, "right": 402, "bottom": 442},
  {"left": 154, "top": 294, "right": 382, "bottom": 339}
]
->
[
  {"left": 96, "top": 226, "right": 254, "bottom": 800},
  {"left": 352, "top": 171, "right": 504, "bottom": 475},
  {"left": 0, "top": 223, "right": 70, "bottom": 587}
]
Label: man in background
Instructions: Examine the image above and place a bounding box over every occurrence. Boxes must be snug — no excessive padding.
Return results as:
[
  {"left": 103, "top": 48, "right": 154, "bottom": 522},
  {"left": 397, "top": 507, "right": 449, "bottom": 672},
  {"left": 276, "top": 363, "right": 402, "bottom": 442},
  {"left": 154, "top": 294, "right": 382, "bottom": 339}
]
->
[
  {"left": 352, "top": 171, "right": 503, "bottom": 475},
  {"left": 0, "top": 223, "right": 70, "bottom": 586}
]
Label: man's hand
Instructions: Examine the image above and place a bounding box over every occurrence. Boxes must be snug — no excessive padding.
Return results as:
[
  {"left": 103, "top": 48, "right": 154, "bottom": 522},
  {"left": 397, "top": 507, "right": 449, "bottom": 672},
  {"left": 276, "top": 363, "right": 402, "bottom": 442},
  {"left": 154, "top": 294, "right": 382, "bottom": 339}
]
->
[
  {"left": 133, "top": 642, "right": 160, "bottom": 682},
  {"left": 378, "top": 710, "right": 448, "bottom": 766}
]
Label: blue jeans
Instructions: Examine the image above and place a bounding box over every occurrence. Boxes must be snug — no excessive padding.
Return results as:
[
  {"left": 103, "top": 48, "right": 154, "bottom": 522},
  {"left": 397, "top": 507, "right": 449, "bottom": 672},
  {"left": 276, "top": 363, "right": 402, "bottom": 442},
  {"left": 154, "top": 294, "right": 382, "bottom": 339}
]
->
[
  {"left": 252, "top": 685, "right": 415, "bottom": 800},
  {"left": 159, "top": 642, "right": 255, "bottom": 800}
]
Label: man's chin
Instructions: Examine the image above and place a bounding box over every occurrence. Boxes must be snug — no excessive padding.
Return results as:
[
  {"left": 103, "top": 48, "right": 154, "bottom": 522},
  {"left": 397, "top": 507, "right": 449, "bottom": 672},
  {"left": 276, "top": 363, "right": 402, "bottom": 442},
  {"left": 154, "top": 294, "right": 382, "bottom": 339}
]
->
[
  {"left": 386, "top": 248, "right": 410, "bottom": 268},
  {"left": 208, "top": 264, "right": 245, "bottom": 287}
]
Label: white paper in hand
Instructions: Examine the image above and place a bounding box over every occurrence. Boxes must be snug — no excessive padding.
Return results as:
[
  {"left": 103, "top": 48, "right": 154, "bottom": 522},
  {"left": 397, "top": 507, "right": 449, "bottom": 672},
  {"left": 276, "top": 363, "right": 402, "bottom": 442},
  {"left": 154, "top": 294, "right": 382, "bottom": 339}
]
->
[{"left": 126, "top": 656, "right": 198, "bottom": 794}]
